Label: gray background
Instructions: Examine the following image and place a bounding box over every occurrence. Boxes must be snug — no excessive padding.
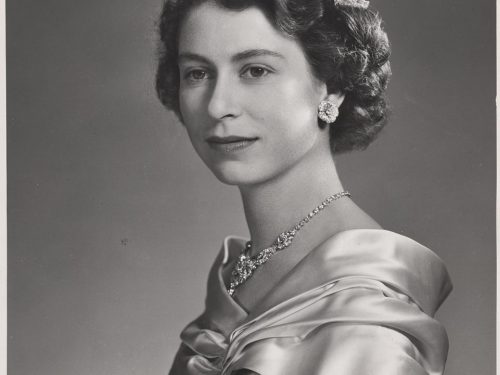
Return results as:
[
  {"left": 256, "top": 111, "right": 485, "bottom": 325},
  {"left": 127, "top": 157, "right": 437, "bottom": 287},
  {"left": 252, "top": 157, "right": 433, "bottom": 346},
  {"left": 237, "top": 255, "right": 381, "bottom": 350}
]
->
[{"left": 8, "top": 0, "right": 495, "bottom": 374}]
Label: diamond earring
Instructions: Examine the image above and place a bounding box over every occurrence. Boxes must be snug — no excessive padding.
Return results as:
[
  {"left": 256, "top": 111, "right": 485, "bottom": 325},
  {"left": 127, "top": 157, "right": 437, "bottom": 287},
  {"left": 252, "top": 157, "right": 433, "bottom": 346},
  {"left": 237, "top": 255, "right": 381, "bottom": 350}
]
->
[{"left": 318, "top": 100, "right": 339, "bottom": 124}]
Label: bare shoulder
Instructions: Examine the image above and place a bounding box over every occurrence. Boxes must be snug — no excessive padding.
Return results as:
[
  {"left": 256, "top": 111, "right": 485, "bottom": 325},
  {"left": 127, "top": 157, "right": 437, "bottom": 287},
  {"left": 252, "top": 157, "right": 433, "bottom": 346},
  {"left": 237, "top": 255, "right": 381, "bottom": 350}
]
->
[{"left": 333, "top": 196, "right": 382, "bottom": 232}]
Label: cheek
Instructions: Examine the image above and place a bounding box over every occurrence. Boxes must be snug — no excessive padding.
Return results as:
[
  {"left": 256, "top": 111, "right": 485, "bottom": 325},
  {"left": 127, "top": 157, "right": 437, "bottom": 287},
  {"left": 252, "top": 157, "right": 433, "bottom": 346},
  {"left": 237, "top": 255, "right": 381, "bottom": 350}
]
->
[
  {"left": 179, "top": 91, "right": 206, "bottom": 136},
  {"left": 276, "top": 79, "right": 317, "bottom": 119},
  {"left": 256, "top": 80, "right": 319, "bottom": 139},
  {"left": 179, "top": 99, "right": 209, "bottom": 163},
  {"left": 179, "top": 90, "right": 198, "bottom": 122}
]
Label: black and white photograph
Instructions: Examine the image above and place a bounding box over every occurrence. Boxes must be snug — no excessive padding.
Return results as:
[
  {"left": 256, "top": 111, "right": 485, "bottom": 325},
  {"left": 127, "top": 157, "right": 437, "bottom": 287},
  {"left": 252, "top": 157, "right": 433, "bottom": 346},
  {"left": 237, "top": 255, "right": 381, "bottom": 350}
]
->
[{"left": 8, "top": 0, "right": 495, "bottom": 374}]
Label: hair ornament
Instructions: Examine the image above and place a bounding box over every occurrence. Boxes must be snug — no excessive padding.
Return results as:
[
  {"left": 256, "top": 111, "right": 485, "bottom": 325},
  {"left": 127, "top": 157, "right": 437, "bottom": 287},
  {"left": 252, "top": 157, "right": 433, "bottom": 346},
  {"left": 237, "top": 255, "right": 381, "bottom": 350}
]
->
[{"left": 334, "top": 0, "right": 369, "bottom": 9}]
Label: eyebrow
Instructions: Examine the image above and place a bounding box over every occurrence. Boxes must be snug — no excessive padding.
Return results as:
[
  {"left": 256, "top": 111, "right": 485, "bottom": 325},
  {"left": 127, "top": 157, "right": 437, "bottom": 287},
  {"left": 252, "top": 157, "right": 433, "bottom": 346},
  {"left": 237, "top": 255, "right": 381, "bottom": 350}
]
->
[
  {"left": 178, "top": 49, "right": 285, "bottom": 64},
  {"left": 232, "top": 49, "right": 285, "bottom": 62}
]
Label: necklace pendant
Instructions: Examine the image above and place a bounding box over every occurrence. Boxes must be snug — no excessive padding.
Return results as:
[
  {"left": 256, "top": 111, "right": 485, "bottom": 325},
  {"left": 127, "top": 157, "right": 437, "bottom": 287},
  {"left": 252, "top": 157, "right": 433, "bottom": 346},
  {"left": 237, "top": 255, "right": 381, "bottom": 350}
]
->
[
  {"left": 234, "top": 257, "right": 255, "bottom": 280},
  {"left": 227, "top": 191, "right": 351, "bottom": 297},
  {"left": 254, "top": 247, "right": 276, "bottom": 265},
  {"left": 229, "top": 254, "right": 255, "bottom": 292},
  {"left": 275, "top": 230, "right": 295, "bottom": 250}
]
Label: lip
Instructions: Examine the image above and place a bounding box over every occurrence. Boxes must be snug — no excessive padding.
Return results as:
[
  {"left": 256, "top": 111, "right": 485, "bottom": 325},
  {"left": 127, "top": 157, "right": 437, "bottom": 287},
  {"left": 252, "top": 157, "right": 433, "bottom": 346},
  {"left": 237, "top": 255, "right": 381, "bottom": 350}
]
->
[{"left": 206, "top": 135, "right": 259, "bottom": 153}]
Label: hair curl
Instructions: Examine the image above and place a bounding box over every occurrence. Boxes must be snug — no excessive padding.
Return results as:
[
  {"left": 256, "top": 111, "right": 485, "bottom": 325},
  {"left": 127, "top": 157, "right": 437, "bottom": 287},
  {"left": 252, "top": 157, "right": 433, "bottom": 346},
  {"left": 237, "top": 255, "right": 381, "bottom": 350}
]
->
[{"left": 156, "top": 0, "right": 391, "bottom": 154}]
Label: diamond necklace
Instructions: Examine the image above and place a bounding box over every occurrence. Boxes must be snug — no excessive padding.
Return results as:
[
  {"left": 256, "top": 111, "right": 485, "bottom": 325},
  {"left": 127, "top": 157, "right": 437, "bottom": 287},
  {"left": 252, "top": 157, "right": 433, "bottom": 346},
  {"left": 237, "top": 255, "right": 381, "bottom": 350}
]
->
[{"left": 227, "top": 191, "right": 351, "bottom": 296}]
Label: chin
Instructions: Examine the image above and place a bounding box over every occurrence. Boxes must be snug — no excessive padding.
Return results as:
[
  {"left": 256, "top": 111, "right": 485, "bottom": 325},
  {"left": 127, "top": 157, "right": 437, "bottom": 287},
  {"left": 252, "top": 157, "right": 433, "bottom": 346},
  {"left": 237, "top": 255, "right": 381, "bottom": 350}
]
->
[
  {"left": 210, "top": 169, "right": 254, "bottom": 186},
  {"left": 208, "top": 162, "right": 266, "bottom": 187}
]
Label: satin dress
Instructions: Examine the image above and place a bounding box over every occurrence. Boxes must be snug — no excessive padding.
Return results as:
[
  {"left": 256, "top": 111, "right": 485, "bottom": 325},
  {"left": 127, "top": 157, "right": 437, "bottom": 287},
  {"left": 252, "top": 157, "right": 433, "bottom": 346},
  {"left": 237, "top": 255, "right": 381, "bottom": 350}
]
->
[{"left": 169, "top": 229, "right": 452, "bottom": 375}]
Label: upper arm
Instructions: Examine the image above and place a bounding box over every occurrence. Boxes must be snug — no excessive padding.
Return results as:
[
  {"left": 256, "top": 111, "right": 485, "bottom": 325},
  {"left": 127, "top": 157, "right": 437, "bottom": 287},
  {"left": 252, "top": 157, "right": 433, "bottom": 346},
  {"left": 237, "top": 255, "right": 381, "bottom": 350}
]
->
[
  {"left": 226, "top": 283, "right": 446, "bottom": 375},
  {"left": 231, "top": 370, "right": 260, "bottom": 375},
  {"left": 229, "top": 323, "right": 429, "bottom": 375}
]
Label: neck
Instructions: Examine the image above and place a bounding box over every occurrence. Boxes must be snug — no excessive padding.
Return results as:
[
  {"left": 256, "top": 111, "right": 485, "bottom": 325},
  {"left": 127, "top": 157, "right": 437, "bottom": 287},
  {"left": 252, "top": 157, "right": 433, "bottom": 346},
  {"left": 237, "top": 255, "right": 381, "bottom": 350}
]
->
[{"left": 238, "top": 154, "right": 345, "bottom": 254}]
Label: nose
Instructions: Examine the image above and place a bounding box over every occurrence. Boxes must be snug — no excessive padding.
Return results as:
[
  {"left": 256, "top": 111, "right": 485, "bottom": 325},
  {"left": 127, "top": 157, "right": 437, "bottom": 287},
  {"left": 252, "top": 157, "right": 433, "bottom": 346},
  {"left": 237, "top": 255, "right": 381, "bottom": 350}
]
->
[{"left": 207, "top": 75, "right": 241, "bottom": 120}]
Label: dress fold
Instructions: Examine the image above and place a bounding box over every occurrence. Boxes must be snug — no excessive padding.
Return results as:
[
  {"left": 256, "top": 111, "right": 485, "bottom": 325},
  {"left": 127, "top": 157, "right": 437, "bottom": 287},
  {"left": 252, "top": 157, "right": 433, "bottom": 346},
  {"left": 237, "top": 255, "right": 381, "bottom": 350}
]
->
[{"left": 169, "top": 229, "right": 452, "bottom": 375}]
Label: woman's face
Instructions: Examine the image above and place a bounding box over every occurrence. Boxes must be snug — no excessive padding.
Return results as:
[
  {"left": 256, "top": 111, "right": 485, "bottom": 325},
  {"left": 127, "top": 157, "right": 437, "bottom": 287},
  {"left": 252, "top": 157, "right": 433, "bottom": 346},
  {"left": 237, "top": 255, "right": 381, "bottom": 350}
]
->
[{"left": 177, "top": 1, "right": 334, "bottom": 186}]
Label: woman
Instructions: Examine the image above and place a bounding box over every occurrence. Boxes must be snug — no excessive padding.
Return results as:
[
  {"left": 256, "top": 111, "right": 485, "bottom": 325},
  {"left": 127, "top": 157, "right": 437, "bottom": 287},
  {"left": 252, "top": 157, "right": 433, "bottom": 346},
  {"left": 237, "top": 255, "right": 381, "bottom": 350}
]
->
[{"left": 156, "top": 0, "right": 452, "bottom": 374}]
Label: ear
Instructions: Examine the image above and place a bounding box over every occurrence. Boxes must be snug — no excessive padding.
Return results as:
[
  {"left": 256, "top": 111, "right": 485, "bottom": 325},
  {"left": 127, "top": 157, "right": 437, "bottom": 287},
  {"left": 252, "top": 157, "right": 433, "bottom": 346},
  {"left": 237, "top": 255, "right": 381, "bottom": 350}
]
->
[{"left": 324, "top": 92, "right": 345, "bottom": 107}]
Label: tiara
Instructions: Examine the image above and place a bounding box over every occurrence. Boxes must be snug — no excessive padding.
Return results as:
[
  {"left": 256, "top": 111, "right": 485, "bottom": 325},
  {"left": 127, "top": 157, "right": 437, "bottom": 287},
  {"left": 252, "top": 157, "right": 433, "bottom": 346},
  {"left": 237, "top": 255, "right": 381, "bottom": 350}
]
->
[{"left": 334, "top": 0, "right": 370, "bottom": 9}]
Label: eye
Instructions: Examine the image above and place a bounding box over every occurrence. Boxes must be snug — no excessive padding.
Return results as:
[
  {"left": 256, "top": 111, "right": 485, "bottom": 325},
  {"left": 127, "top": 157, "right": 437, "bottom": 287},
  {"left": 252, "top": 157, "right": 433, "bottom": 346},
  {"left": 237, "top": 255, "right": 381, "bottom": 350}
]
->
[
  {"left": 183, "top": 69, "right": 210, "bottom": 82},
  {"left": 241, "top": 65, "right": 272, "bottom": 79}
]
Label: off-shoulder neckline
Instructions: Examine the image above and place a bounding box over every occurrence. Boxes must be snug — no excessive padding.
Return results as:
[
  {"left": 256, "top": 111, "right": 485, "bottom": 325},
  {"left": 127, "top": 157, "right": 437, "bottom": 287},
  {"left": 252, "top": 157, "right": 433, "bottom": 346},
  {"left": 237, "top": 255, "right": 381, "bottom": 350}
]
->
[
  {"left": 213, "top": 229, "right": 452, "bottom": 321},
  {"left": 221, "top": 228, "right": 443, "bottom": 264}
]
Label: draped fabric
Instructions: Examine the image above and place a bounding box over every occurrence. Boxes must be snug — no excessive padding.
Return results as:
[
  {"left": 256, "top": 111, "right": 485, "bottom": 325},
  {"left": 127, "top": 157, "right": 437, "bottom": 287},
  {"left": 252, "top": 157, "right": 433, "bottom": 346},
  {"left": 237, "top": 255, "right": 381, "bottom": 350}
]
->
[{"left": 169, "top": 229, "right": 452, "bottom": 375}]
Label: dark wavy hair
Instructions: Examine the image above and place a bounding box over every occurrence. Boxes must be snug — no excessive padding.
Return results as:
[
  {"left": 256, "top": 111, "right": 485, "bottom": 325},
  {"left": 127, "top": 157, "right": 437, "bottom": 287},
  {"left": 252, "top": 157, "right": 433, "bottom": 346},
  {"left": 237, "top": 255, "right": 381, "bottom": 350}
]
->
[{"left": 156, "top": 0, "right": 391, "bottom": 154}]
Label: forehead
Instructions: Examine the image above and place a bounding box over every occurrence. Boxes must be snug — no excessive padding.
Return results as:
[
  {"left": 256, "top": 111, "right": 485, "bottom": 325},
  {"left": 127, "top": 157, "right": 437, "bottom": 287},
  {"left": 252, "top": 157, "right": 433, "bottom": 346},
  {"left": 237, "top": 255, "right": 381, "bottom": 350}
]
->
[{"left": 178, "top": 2, "right": 302, "bottom": 61}]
